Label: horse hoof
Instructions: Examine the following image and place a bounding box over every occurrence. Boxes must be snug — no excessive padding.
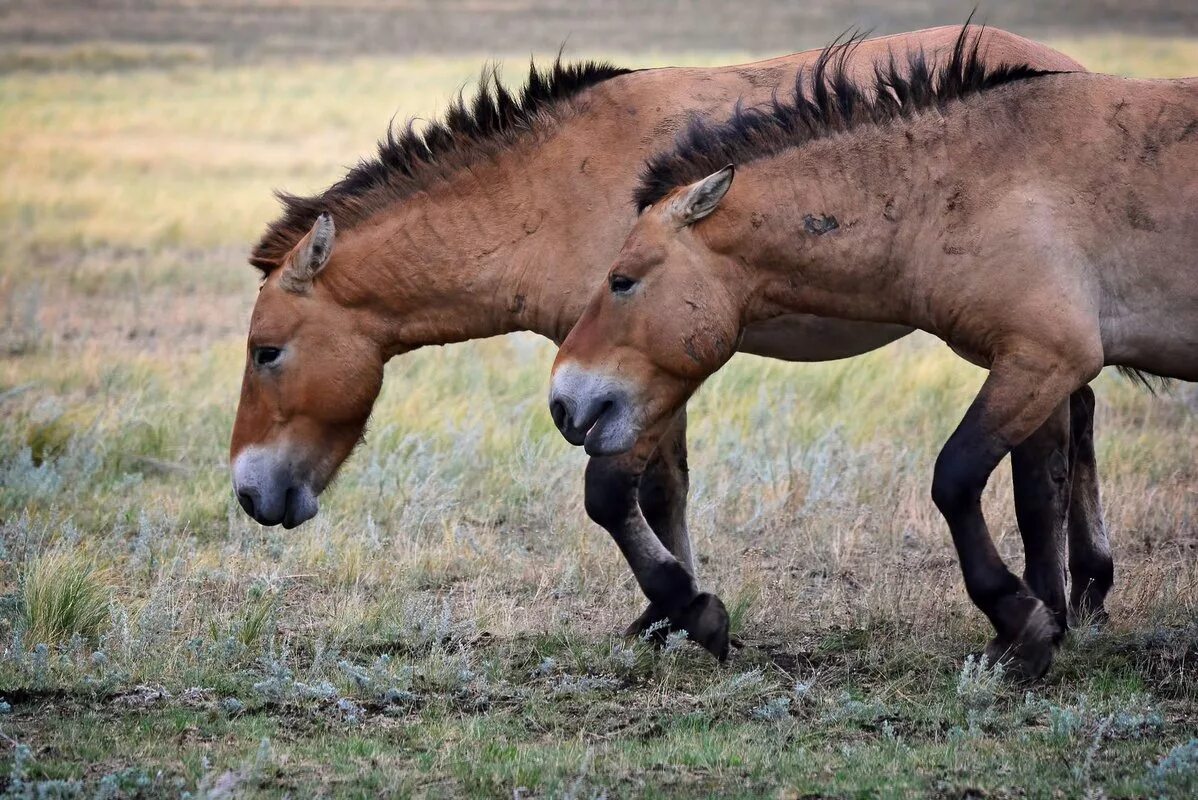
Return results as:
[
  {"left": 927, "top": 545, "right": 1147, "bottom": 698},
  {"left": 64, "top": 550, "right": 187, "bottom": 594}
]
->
[
  {"left": 624, "top": 603, "right": 669, "bottom": 643},
  {"left": 675, "top": 592, "right": 730, "bottom": 662},
  {"left": 985, "top": 598, "right": 1059, "bottom": 681}
]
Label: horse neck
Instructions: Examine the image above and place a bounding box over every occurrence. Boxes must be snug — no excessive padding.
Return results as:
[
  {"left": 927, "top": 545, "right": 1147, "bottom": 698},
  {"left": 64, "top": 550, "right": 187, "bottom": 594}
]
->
[
  {"left": 734, "top": 122, "right": 960, "bottom": 329},
  {"left": 323, "top": 141, "right": 631, "bottom": 356},
  {"left": 314, "top": 58, "right": 853, "bottom": 358}
]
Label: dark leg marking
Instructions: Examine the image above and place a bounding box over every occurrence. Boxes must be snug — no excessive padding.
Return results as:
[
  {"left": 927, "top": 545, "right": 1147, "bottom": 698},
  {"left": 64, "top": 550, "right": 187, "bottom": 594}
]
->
[
  {"left": 932, "top": 400, "right": 1059, "bottom": 681},
  {"left": 584, "top": 449, "right": 728, "bottom": 660},
  {"left": 627, "top": 412, "right": 696, "bottom": 641},
  {"left": 1066, "top": 385, "right": 1114, "bottom": 624},
  {"left": 1010, "top": 400, "right": 1071, "bottom": 638}
]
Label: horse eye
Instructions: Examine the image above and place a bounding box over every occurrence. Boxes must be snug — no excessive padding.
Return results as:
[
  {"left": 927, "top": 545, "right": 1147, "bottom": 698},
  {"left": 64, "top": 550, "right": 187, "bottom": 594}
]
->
[
  {"left": 609, "top": 275, "right": 637, "bottom": 294},
  {"left": 253, "top": 347, "right": 282, "bottom": 367}
]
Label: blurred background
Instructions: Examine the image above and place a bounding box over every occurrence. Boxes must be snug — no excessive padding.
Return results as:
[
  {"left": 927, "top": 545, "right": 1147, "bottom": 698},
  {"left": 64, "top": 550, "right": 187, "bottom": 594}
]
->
[
  {"left": 4, "top": 0, "right": 1198, "bottom": 60},
  {"left": 2, "top": 2, "right": 1197, "bottom": 797}
]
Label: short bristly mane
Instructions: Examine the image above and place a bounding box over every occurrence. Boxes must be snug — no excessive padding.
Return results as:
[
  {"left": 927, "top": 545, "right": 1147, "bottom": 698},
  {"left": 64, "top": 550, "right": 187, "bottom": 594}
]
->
[
  {"left": 635, "top": 24, "right": 1061, "bottom": 211},
  {"left": 251, "top": 58, "right": 631, "bottom": 273}
]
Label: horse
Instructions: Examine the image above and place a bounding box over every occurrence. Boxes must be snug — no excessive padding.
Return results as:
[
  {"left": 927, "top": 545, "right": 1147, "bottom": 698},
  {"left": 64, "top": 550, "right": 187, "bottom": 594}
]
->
[
  {"left": 548, "top": 27, "right": 1195, "bottom": 677},
  {"left": 230, "top": 26, "right": 1111, "bottom": 661}
]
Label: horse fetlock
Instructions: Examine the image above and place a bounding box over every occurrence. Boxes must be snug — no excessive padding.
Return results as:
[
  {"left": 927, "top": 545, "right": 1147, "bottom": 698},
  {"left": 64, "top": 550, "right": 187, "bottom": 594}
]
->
[
  {"left": 639, "top": 557, "right": 698, "bottom": 611},
  {"left": 1022, "top": 567, "right": 1069, "bottom": 637},
  {"left": 1069, "top": 546, "right": 1114, "bottom": 613},
  {"left": 1074, "top": 549, "right": 1115, "bottom": 591},
  {"left": 985, "top": 594, "right": 1060, "bottom": 681},
  {"left": 624, "top": 603, "right": 670, "bottom": 642},
  {"left": 671, "top": 592, "right": 730, "bottom": 662}
]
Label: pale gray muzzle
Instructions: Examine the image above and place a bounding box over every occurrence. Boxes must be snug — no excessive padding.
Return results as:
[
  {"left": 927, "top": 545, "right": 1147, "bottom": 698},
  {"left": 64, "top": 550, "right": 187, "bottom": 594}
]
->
[
  {"left": 231, "top": 446, "right": 319, "bottom": 529},
  {"left": 548, "top": 366, "right": 641, "bottom": 456}
]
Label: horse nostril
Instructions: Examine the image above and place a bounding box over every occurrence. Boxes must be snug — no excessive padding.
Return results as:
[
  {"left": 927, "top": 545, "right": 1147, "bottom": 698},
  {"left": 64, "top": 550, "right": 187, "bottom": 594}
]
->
[
  {"left": 237, "top": 490, "right": 256, "bottom": 518},
  {"left": 550, "top": 398, "right": 570, "bottom": 431}
]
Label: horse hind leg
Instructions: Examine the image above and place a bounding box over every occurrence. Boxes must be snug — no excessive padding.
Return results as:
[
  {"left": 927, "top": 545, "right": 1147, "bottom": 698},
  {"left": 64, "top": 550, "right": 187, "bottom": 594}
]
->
[{"left": 1066, "top": 385, "right": 1114, "bottom": 624}]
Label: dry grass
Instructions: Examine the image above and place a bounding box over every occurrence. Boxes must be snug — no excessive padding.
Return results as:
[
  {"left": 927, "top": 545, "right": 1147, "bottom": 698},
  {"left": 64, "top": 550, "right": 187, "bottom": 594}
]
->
[
  {"left": 1, "top": 34, "right": 1197, "bottom": 799},
  {"left": 19, "top": 548, "right": 112, "bottom": 646}
]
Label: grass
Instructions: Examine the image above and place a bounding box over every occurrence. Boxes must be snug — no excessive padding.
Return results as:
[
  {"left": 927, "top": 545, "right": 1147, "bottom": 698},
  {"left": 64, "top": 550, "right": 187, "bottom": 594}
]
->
[
  {"left": 18, "top": 548, "right": 111, "bottom": 646},
  {"left": 1, "top": 34, "right": 1197, "bottom": 798}
]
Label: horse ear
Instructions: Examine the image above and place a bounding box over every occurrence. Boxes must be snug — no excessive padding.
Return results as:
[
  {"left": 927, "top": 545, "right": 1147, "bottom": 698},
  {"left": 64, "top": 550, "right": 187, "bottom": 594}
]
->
[
  {"left": 280, "top": 212, "right": 335, "bottom": 293},
  {"left": 669, "top": 165, "right": 734, "bottom": 226}
]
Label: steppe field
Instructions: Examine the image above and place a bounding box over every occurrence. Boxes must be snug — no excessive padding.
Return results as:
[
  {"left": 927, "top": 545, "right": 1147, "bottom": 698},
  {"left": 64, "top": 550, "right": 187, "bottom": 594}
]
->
[{"left": 2, "top": 2, "right": 1198, "bottom": 797}]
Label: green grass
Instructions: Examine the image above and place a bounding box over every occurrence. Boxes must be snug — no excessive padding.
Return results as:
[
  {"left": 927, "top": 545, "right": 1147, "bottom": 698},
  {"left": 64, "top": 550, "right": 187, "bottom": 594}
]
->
[{"left": 2, "top": 36, "right": 1198, "bottom": 798}]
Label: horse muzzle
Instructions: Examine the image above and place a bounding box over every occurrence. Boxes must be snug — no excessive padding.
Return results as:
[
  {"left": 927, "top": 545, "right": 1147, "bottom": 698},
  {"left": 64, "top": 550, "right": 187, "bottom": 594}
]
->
[
  {"left": 231, "top": 446, "right": 320, "bottom": 529},
  {"left": 548, "top": 366, "right": 640, "bottom": 456}
]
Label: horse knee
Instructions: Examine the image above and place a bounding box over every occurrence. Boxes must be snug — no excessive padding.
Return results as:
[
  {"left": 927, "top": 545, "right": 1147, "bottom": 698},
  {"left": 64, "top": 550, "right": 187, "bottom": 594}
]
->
[
  {"left": 584, "top": 459, "right": 637, "bottom": 531},
  {"left": 1013, "top": 445, "right": 1069, "bottom": 512},
  {"left": 932, "top": 447, "right": 987, "bottom": 517},
  {"left": 1047, "top": 447, "right": 1069, "bottom": 486}
]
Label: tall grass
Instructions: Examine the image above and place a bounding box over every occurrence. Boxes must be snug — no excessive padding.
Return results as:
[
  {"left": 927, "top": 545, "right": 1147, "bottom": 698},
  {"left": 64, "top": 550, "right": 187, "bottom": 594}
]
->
[{"left": 20, "top": 548, "right": 111, "bottom": 645}]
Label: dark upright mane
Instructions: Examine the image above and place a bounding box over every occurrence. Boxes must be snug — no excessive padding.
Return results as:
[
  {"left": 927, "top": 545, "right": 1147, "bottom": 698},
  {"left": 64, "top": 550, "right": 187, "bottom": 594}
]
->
[
  {"left": 251, "top": 58, "right": 631, "bottom": 272},
  {"left": 635, "top": 24, "right": 1060, "bottom": 211}
]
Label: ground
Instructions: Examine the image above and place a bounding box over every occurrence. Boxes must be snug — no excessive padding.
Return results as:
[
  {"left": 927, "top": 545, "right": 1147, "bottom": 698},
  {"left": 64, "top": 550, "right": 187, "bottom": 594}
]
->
[{"left": 1, "top": 3, "right": 1198, "bottom": 798}]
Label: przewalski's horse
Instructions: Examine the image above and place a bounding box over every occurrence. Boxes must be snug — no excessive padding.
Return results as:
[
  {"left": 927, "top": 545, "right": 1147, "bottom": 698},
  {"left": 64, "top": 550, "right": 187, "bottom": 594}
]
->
[
  {"left": 231, "top": 27, "right": 1111, "bottom": 661},
  {"left": 549, "top": 28, "right": 1195, "bottom": 676}
]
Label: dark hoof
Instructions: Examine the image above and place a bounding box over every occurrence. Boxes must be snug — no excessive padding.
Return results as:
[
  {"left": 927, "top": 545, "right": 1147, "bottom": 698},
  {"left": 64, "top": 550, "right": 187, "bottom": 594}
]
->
[
  {"left": 624, "top": 603, "right": 670, "bottom": 644},
  {"left": 673, "top": 592, "right": 730, "bottom": 662},
  {"left": 985, "top": 598, "right": 1059, "bottom": 681}
]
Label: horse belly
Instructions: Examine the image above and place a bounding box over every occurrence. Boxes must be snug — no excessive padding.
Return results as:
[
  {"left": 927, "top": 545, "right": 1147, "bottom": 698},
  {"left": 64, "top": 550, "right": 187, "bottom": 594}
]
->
[
  {"left": 739, "top": 314, "right": 913, "bottom": 362},
  {"left": 1103, "top": 314, "right": 1198, "bottom": 382}
]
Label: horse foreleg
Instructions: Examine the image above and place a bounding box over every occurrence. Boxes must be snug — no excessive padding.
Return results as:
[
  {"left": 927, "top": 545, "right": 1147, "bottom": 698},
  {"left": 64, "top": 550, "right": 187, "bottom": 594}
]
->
[
  {"left": 584, "top": 444, "right": 729, "bottom": 661},
  {"left": 932, "top": 345, "right": 1098, "bottom": 680},
  {"left": 1066, "top": 385, "right": 1114, "bottom": 624},
  {"left": 625, "top": 410, "right": 698, "bottom": 639},
  {"left": 1010, "top": 399, "right": 1071, "bottom": 637},
  {"left": 1011, "top": 386, "right": 1113, "bottom": 632}
]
